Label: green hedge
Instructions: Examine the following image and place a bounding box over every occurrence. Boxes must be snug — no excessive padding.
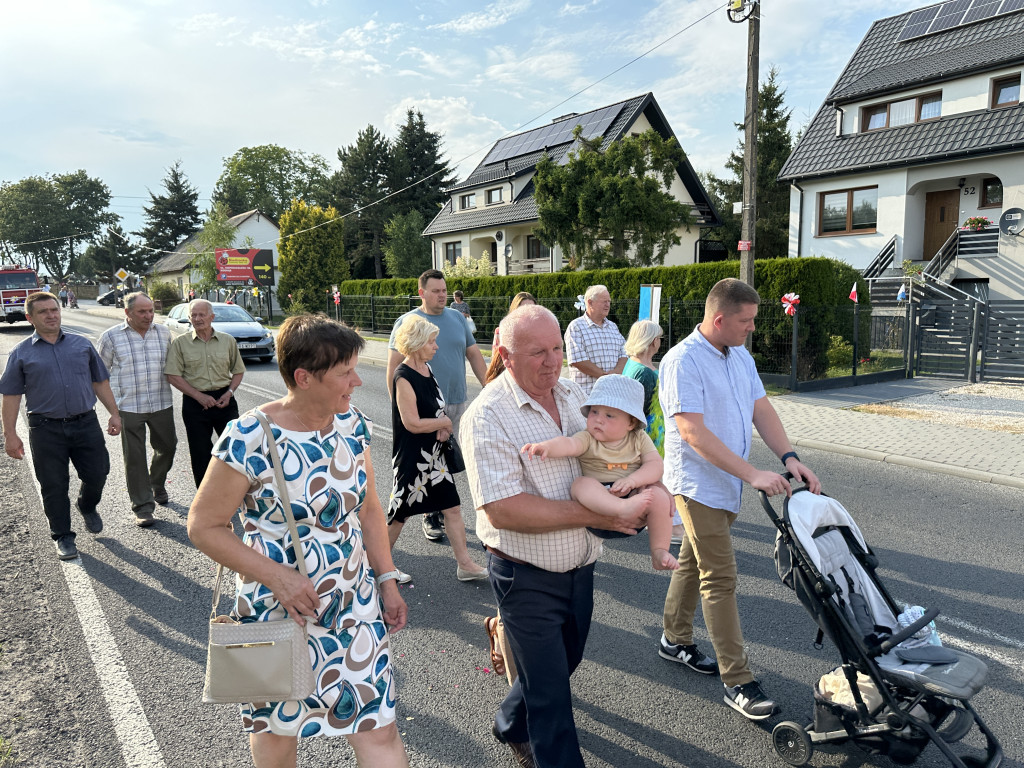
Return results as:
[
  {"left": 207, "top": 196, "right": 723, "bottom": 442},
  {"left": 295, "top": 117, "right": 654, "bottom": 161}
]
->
[{"left": 338, "top": 258, "right": 870, "bottom": 379}]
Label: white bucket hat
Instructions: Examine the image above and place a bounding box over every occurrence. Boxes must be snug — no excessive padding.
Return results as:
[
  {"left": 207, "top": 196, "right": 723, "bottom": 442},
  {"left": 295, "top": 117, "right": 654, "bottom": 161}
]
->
[{"left": 581, "top": 374, "right": 646, "bottom": 425}]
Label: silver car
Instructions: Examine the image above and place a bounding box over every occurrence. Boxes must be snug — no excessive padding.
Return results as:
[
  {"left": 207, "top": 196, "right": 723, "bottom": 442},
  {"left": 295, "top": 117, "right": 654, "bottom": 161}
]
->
[{"left": 165, "top": 301, "right": 275, "bottom": 362}]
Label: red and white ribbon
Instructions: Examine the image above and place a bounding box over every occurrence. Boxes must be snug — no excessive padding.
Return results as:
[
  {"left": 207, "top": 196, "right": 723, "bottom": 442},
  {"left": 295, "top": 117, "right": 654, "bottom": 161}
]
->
[{"left": 781, "top": 292, "right": 800, "bottom": 316}]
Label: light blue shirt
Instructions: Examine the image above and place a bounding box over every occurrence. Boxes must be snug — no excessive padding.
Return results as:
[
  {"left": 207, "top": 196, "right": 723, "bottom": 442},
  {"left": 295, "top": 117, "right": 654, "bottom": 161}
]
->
[
  {"left": 389, "top": 307, "right": 476, "bottom": 405},
  {"left": 658, "top": 326, "right": 765, "bottom": 513}
]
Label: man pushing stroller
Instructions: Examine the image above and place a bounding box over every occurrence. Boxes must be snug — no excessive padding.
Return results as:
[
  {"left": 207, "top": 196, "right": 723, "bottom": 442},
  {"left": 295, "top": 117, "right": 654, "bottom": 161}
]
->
[{"left": 657, "top": 278, "right": 821, "bottom": 720}]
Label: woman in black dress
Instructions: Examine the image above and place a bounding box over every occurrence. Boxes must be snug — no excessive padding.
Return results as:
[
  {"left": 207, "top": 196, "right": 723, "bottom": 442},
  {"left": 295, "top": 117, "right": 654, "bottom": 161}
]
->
[{"left": 388, "top": 315, "right": 488, "bottom": 583}]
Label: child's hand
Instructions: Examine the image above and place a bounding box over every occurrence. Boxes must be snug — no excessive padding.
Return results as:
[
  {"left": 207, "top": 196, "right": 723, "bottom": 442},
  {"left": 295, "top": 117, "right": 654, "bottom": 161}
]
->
[
  {"left": 610, "top": 477, "right": 636, "bottom": 496},
  {"left": 521, "top": 443, "right": 549, "bottom": 459}
]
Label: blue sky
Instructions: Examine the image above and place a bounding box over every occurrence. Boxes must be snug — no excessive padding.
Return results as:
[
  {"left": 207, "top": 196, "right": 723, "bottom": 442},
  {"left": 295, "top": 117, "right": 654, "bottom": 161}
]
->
[{"left": 1, "top": 0, "right": 927, "bottom": 237}]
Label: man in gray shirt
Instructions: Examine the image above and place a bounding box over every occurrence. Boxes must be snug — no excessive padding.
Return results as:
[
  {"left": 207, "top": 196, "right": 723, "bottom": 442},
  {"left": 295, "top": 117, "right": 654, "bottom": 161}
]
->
[
  {"left": 1, "top": 292, "right": 121, "bottom": 560},
  {"left": 387, "top": 269, "right": 487, "bottom": 541}
]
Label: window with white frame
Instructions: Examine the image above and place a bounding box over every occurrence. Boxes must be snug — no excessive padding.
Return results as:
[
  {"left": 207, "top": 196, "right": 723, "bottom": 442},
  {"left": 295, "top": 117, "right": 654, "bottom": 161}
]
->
[{"left": 485, "top": 187, "right": 503, "bottom": 205}]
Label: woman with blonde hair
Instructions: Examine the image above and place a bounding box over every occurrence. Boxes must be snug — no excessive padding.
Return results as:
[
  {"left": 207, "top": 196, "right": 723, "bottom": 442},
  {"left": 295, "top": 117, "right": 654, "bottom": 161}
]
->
[{"left": 389, "top": 314, "right": 487, "bottom": 582}]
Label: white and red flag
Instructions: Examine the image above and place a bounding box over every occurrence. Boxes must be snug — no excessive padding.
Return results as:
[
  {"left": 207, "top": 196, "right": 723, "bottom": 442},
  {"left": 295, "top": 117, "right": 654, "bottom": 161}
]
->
[
  {"left": 781, "top": 292, "right": 800, "bottom": 316},
  {"left": 849, "top": 283, "right": 858, "bottom": 303}
]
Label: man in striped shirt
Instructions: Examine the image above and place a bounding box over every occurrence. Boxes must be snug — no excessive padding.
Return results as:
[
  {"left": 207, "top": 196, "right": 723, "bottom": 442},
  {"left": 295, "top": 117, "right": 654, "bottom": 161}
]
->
[
  {"left": 565, "top": 284, "right": 627, "bottom": 396},
  {"left": 98, "top": 292, "right": 177, "bottom": 526}
]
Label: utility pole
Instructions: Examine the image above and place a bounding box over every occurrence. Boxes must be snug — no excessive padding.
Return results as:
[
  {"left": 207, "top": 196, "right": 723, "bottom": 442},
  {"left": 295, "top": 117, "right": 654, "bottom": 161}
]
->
[{"left": 730, "top": 0, "right": 760, "bottom": 289}]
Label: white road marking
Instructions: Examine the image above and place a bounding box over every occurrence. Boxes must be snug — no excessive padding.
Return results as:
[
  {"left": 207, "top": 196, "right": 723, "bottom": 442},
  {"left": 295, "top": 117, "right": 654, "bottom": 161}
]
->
[{"left": 22, "top": 412, "right": 166, "bottom": 768}]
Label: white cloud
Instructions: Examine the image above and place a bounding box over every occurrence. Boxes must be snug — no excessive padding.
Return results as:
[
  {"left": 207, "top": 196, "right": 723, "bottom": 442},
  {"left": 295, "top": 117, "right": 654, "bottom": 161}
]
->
[
  {"left": 558, "top": 1, "right": 599, "bottom": 17},
  {"left": 430, "top": 0, "right": 532, "bottom": 34}
]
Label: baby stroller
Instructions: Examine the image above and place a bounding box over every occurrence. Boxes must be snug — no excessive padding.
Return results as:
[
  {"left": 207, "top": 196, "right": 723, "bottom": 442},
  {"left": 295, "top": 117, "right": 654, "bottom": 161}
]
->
[{"left": 760, "top": 477, "right": 1002, "bottom": 767}]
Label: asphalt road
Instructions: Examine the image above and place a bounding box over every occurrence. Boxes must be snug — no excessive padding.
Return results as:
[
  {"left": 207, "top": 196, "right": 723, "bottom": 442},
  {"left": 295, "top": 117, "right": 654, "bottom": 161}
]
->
[{"left": 1, "top": 311, "right": 1022, "bottom": 768}]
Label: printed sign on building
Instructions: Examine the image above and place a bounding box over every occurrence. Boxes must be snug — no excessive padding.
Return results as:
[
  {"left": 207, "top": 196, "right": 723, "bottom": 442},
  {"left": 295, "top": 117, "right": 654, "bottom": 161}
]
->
[{"left": 215, "top": 248, "right": 275, "bottom": 287}]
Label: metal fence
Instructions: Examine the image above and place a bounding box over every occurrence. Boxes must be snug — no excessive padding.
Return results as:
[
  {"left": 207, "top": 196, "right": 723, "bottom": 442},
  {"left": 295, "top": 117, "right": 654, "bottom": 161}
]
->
[{"left": 331, "top": 294, "right": 911, "bottom": 389}]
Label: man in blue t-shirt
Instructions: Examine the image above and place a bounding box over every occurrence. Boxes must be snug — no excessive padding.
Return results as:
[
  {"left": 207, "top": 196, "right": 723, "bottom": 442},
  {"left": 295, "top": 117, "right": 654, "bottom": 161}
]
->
[{"left": 387, "top": 269, "right": 488, "bottom": 542}]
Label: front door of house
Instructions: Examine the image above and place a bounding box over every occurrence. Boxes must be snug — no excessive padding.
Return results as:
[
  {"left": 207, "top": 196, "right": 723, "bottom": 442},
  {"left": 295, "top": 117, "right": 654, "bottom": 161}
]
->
[{"left": 923, "top": 189, "right": 961, "bottom": 260}]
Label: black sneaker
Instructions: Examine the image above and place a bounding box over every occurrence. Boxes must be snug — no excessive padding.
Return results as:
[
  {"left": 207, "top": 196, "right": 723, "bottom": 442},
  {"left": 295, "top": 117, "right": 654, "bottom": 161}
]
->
[
  {"left": 81, "top": 511, "right": 103, "bottom": 534},
  {"left": 723, "top": 681, "right": 779, "bottom": 721},
  {"left": 55, "top": 535, "right": 79, "bottom": 560},
  {"left": 658, "top": 635, "right": 719, "bottom": 675},
  {"left": 422, "top": 513, "right": 444, "bottom": 542}
]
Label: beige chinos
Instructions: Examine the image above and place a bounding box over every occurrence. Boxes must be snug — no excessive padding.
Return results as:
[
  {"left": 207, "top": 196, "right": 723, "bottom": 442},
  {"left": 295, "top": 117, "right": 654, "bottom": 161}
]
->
[{"left": 663, "top": 495, "right": 753, "bottom": 688}]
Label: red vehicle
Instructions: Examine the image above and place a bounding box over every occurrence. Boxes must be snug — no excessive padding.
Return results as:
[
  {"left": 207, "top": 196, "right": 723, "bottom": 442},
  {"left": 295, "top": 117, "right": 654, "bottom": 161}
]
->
[{"left": 0, "top": 265, "right": 40, "bottom": 324}]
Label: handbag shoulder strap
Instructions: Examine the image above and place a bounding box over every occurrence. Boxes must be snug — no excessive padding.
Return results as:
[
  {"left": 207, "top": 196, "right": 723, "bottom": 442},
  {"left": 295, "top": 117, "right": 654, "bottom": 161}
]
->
[{"left": 209, "top": 408, "right": 309, "bottom": 620}]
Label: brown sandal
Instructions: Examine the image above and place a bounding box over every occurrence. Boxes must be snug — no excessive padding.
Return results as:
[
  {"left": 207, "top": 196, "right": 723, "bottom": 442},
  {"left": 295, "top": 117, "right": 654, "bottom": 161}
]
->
[{"left": 483, "top": 616, "right": 506, "bottom": 676}]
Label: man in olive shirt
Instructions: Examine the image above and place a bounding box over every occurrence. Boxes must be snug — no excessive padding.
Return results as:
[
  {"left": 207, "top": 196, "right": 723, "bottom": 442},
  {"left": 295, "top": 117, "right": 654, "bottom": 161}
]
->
[{"left": 165, "top": 299, "right": 245, "bottom": 486}]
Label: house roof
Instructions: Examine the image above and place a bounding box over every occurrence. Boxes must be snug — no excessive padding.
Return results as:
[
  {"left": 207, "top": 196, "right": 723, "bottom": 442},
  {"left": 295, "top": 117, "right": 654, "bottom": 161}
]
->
[
  {"left": 780, "top": 3, "right": 1024, "bottom": 182},
  {"left": 424, "top": 92, "right": 721, "bottom": 237},
  {"left": 148, "top": 209, "right": 275, "bottom": 274}
]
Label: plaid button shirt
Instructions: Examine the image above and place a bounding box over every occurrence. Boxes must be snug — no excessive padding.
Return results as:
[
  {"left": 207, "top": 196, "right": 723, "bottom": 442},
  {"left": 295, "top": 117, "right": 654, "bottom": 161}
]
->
[
  {"left": 461, "top": 371, "right": 602, "bottom": 572},
  {"left": 97, "top": 321, "right": 173, "bottom": 413},
  {"left": 565, "top": 314, "right": 626, "bottom": 395}
]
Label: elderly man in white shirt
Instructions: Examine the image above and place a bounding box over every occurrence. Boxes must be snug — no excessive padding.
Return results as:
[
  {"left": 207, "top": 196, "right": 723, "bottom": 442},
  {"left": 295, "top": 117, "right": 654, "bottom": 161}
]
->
[
  {"left": 98, "top": 292, "right": 177, "bottom": 526},
  {"left": 564, "top": 284, "right": 627, "bottom": 396},
  {"left": 657, "top": 278, "right": 820, "bottom": 722},
  {"left": 461, "top": 304, "right": 645, "bottom": 768}
]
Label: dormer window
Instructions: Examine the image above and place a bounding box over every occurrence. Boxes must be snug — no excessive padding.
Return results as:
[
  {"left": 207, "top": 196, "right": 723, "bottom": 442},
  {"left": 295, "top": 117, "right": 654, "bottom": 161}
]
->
[
  {"left": 486, "top": 188, "right": 503, "bottom": 205},
  {"left": 861, "top": 92, "right": 941, "bottom": 132},
  {"left": 459, "top": 193, "right": 476, "bottom": 210},
  {"left": 992, "top": 74, "right": 1020, "bottom": 108}
]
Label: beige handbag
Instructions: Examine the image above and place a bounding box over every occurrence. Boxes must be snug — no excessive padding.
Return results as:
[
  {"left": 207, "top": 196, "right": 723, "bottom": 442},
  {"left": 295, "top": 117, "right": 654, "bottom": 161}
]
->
[{"left": 202, "top": 409, "right": 317, "bottom": 704}]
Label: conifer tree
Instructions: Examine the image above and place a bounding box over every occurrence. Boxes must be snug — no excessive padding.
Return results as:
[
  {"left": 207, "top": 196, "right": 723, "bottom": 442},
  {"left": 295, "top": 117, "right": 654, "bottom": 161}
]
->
[{"left": 136, "top": 160, "right": 202, "bottom": 262}]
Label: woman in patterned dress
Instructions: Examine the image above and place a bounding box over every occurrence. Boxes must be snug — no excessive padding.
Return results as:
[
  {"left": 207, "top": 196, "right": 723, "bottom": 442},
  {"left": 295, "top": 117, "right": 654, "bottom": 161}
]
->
[
  {"left": 388, "top": 315, "right": 487, "bottom": 582},
  {"left": 188, "top": 314, "right": 409, "bottom": 768}
]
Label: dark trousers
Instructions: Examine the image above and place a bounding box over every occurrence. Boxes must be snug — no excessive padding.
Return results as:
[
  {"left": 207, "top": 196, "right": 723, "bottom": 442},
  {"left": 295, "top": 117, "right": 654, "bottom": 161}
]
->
[
  {"left": 28, "top": 411, "right": 110, "bottom": 541},
  {"left": 489, "top": 553, "right": 594, "bottom": 768},
  {"left": 120, "top": 408, "right": 177, "bottom": 514},
  {"left": 181, "top": 390, "right": 238, "bottom": 487}
]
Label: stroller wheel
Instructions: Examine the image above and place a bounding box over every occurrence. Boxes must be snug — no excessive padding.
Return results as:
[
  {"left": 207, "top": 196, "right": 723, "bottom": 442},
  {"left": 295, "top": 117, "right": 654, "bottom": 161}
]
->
[{"left": 772, "top": 721, "right": 813, "bottom": 766}]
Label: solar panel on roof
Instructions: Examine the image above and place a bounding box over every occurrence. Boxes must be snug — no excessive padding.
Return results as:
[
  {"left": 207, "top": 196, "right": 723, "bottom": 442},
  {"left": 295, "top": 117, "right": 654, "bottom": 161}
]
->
[
  {"left": 964, "top": 0, "right": 1001, "bottom": 22},
  {"left": 897, "top": 0, "right": 1024, "bottom": 41},
  {"left": 479, "top": 104, "right": 626, "bottom": 167},
  {"left": 896, "top": 5, "right": 941, "bottom": 41}
]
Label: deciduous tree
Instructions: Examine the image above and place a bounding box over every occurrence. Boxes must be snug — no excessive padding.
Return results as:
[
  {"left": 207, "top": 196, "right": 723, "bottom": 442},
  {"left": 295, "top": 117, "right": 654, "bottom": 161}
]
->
[
  {"left": 212, "top": 145, "right": 330, "bottom": 220},
  {"left": 534, "top": 128, "right": 693, "bottom": 269},
  {"left": 0, "top": 171, "right": 115, "bottom": 279},
  {"left": 187, "top": 203, "right": 236, "bottom": 294}
]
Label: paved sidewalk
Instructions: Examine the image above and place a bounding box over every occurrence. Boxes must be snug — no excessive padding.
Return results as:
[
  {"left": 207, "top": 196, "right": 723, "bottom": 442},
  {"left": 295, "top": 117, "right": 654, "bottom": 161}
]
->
[{"left": 84, "top": 305, "right": 1024, "bottom": 488}]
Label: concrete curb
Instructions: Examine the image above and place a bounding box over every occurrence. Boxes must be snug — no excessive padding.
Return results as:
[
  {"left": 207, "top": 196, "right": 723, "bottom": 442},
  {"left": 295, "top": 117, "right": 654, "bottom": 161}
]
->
[{"left": 783, "top": 437, "right": 1024, "bottom": 490}]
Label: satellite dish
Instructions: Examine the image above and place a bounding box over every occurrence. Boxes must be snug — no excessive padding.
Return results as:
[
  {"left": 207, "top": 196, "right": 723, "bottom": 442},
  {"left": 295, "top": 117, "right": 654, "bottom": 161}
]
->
[{"left": 999, "top": 208, "right": 1024, "bottom": 235}]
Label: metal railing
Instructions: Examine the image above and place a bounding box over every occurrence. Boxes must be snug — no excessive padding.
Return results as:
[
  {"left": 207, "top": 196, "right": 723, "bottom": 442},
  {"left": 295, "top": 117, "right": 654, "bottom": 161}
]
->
[{"left": 862, "top": 234, "right": 898, "bottom": 279}]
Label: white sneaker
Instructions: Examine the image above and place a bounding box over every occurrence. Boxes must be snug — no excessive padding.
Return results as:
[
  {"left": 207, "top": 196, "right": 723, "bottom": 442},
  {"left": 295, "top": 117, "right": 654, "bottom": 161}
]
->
[{"left": 396, "top": 571, "right": 413, "bottom": 584}]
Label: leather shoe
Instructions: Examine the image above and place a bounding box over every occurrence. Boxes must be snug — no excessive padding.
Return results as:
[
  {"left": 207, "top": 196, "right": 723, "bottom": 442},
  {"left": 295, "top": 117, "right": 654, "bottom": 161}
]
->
[
  {"left": 135, "top": 508, "right": 155, "bottom": 527},
  {"left": 483, "top": 616, "right": 506, "bottom": 676},
  {"left": 55, "top": 535, "right": 78, "bottom": 560},
  {"left": 492, "top": 724, "right": 535, "bottom": 768},
  {"left": 153, "top": 488, "right": 169, "bottom": 505},
  {"left": 81, "top": 511, "right": 103, "bottom": 534}
]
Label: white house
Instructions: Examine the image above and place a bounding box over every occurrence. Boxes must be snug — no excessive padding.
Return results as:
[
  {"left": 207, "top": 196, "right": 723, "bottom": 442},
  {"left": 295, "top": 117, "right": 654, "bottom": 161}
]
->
[
  {"left": 149, "top": 209, "right": 281, "bottom": 314},
  {"left": 423, "top": 92, "right": 722, "bottom": 275},
  {"left": 780, "top": 0, "right": 1024, "bottom": 301}
]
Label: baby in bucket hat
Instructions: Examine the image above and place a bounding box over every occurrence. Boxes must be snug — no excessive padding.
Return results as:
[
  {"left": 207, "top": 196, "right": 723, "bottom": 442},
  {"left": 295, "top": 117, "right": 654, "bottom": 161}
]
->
[{"left": 522, "top": 374, "right": 678, "bottom": 570}]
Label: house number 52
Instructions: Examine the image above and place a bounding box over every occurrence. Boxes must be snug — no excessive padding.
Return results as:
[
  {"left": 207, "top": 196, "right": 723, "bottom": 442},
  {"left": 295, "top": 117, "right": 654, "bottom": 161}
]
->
[{"left": 962, "top": 186, "right": 977, "bottom": 195}]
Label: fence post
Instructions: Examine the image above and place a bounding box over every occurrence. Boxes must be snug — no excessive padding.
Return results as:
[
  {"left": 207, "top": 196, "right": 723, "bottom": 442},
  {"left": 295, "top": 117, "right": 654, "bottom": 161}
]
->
[
  {"left": 907, "top": 302, "right": 918, "bottom": 377},
  {"left": 967, "top": 299, "right": 982, "bottom": 383},
  {"left": 370, "top": 294, "right": 376, "bottom": 334},
  {"left": 789, "top": 308, "right": 799, "bottom": 391},
  {"left": 667, "top": 296, "right": 673, "bottom": 349},
  {"left": 852, "top": 303, "right": 859, "bottom": 378}
]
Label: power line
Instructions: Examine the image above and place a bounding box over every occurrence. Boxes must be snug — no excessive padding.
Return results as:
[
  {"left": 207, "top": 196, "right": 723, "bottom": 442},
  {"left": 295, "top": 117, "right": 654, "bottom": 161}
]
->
[{"left": 6, "top": 2, "right": 726, "bottom": 258}]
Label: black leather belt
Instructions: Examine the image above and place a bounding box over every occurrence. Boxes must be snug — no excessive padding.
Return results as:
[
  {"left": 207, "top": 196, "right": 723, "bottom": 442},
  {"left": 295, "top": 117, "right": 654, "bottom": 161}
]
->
[{"left": 29, "top": 411, "right": 89, "bottom": 424}]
